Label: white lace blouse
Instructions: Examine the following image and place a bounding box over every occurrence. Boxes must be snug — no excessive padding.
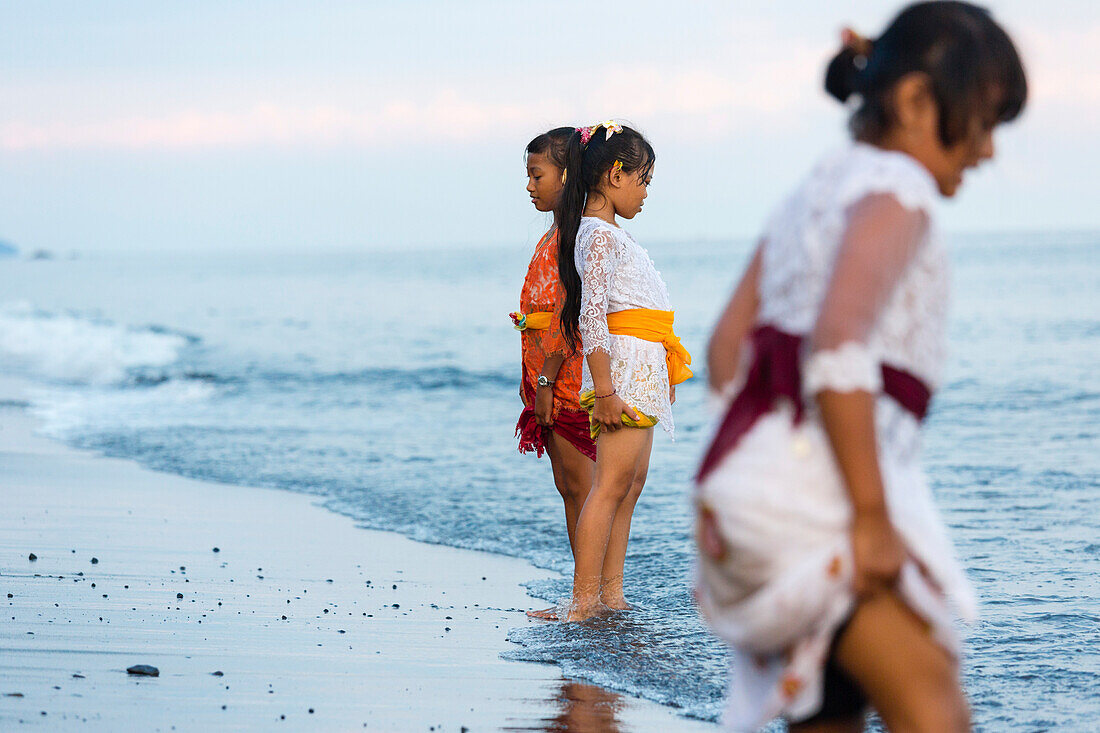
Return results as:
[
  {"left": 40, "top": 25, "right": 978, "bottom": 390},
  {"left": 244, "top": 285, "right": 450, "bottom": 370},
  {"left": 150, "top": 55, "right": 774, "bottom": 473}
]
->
[
  {"left": 760, "top": 142, "right": 948, "bottom": 393},
  {"left": 575, "top": 217, "right": 675, "bottom": 435},
  {"left": 758, "top": 142, "right": 949, "bottom": 462}
]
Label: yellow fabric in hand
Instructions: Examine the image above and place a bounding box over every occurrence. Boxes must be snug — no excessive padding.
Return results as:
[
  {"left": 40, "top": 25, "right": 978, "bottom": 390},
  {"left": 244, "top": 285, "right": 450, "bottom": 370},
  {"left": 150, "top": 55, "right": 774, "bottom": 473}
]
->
[
  {"left": 605, "top": 308, "right": 693, "bottom": 385},
  {"left": 579, "top": 389, "right": 659, "bottom": 440}
]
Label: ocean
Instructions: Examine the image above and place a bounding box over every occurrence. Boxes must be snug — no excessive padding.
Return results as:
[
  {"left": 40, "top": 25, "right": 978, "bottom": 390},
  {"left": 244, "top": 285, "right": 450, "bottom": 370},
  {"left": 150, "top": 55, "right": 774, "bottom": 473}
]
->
[{"left": 1, "top": 231, "right": 1097, "bottom": 730}]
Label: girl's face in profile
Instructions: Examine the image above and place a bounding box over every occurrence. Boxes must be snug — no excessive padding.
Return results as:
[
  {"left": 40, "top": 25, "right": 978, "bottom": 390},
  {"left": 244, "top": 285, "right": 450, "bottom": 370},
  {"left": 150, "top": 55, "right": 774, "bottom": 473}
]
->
[
  {"left": 891, "top": 75, "right": 1000, "bottom": 198},
  {"left": 922, "top": 113, "right": 998, "bottom": 198},
  {"left": 609, "top": 166, "right": 652, "bottom": 220},
  {"left": 526, "top": 152, "right": 563, "bottom": 213}
]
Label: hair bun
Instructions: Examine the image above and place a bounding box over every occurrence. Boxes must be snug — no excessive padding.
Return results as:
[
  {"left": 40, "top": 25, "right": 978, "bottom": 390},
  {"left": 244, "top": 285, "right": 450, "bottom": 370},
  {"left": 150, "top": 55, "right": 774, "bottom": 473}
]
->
[{"left": 824, "top": 32, "right": 873, "bottom": 102}]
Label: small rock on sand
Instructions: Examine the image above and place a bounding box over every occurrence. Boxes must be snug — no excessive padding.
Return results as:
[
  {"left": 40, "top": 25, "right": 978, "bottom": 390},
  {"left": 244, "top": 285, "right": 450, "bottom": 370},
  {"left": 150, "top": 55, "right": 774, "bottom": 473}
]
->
[
  {"left": 211, "top": 671, "right": 224, "bottom": 677},
  {"left": 90, "top": 557, "right": 99, "bottom": 564},
  {"left": 28, "top": 553, "right": 37, "bottom": 561},
  {"left": 126, "top": 665, "right": 159, "bottom": 677}
]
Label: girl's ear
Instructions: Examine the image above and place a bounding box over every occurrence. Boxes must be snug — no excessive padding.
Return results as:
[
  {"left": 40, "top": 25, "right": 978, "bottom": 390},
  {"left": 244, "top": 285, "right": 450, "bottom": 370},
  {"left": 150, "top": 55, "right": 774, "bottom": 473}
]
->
[
  {"left": 607, "top": 164, "right": 624, "bottom": 190},
  {"left": 892, "top": 72, "right": 937, "bottom": 140}
]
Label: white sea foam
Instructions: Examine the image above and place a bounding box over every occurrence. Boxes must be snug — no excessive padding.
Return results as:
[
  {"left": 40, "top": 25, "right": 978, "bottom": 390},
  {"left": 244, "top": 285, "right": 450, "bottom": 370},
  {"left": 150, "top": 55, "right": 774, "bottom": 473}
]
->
[
  {"left": 31, "top": 379, "right": 216, "bottom": 440},
  {"left": 0, "top": 301, "right": 188, "bottom": 385}
]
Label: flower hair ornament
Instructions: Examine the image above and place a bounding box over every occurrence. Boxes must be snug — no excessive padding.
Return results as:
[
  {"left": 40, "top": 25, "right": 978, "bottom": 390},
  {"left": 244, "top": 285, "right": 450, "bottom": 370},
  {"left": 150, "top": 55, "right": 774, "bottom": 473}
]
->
[
  {"left": 576, "top": 119, "right": 624, "bottom": 146},
  {"left": 842, "top": 27, "right": 873, "bottom": 68}
]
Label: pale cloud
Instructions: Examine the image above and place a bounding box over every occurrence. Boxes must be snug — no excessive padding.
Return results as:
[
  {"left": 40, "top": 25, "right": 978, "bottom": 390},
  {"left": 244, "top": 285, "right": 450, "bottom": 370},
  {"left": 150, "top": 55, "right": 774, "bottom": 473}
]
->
[{"left": 0, "top": 48, "right": 827, "bottom": 152}]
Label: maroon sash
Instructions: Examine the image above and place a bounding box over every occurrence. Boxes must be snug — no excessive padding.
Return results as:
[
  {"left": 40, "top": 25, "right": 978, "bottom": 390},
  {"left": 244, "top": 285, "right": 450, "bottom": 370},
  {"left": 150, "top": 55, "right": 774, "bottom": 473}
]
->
[{"left": 695, "top": 326, "right": 931, "bottom": 483}]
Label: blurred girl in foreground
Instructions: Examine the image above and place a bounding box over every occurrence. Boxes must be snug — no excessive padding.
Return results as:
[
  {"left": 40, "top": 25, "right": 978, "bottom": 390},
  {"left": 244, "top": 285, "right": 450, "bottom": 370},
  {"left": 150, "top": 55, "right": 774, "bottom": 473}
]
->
[{"left": 694, "top": 3, "right": 1026, "bottom": 730}]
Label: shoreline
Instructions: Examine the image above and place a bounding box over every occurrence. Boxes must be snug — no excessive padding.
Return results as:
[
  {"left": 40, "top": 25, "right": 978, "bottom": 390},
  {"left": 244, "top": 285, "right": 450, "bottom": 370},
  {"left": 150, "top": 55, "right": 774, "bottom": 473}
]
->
[{"left": 0, "top": 378, "right": 715, "bottom": 731}]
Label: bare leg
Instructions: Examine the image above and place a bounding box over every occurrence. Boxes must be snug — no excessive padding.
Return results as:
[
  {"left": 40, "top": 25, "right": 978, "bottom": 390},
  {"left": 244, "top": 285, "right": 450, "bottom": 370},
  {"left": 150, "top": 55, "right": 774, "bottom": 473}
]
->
[
  {"left": 567, "top": 427, "right": 652, "bottom": 622},
  {"left": 834, "top": 591, "right": 970, "bottom": 733},
  {"left": 546, "top": 430, "right": 595, "bottom": 557},
  {"left": 600, "top": 429, "right": 652, "bottom": 609},
  {"left": 528, "top": 431, "right": 595, "bottom": 621}
]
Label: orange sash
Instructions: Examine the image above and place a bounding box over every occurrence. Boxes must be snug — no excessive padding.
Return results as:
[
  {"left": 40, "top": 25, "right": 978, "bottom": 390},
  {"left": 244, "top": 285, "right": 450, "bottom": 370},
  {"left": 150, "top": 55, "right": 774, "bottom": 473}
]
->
[{"left": 606, "top": 309, "right": 693, "bottom": 385}]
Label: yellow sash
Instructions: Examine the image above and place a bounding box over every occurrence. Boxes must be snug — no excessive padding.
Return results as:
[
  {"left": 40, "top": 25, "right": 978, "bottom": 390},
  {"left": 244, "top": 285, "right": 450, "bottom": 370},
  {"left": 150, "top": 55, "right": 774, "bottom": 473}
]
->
[
  {"left": 509, "top": 311, "right": 553, "bottom": 331},
  {"left": 606, "top": 308, "right": 693, "bottom": 385},
  {"left": 578, "top": 389, "right": 658, "bottom": 439}
]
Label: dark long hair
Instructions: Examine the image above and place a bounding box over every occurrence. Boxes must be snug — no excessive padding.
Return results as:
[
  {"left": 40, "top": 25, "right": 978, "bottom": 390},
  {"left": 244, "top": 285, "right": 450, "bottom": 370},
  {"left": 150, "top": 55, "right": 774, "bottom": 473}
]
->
[
  {"left": 526, "top": 126, "right": 573, "bottom": 170},
  {"left": 555, "top": 124, "right": 655, "bottom": 349},
  {"left": 825, "top": 1, "right": 1027, "bottom": 146}
]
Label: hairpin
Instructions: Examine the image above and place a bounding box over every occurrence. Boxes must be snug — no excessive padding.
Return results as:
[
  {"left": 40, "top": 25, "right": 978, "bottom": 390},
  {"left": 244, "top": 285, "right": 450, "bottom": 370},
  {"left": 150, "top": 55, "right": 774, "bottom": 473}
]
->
[{"left": 611, "top": 160, "right": 623, "bottom": 176}]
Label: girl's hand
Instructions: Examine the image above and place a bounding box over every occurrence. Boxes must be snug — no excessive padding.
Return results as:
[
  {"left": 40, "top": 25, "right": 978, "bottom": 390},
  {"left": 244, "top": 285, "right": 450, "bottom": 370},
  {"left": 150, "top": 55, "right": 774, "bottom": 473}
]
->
[
  {"left": 534, "top": 384, "right": 554, "bottom": 426},
  {"left": 850, "top": 509, "right": 905, "bottom": 598},
  {"left": 669, "top": 384, "right": 677, "bottom": 404},
  {"left": 593, "top": 393, "right": 640, "bottom": 432}
]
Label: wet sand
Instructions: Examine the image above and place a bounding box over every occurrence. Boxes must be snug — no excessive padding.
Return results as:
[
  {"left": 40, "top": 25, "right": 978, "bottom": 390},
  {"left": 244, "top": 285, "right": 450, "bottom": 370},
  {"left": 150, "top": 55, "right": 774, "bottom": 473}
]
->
[{"left": 0, "top": 388, "right": 715, "bottom": 731}]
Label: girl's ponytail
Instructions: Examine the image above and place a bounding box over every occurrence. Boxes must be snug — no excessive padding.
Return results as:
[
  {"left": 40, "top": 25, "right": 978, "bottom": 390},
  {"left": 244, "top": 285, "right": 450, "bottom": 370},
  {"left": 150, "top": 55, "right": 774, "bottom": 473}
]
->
[{"left": 556, "top": 129, "right": 587, "bottom": 350}]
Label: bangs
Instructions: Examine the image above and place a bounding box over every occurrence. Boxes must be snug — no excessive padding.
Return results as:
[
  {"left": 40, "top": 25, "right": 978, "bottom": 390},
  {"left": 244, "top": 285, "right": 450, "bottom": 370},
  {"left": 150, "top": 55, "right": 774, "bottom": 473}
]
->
[{"left": 986, "top": 25, "right": 1027, "bottom": 123}]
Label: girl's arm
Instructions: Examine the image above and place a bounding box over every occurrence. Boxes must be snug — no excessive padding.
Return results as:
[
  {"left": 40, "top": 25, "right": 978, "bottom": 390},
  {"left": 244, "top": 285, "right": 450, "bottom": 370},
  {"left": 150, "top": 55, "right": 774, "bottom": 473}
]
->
[
  {"left": 809, "top": 193, "right": 928, "bottom": 597},
  {"left": 707, "top": 244, "right": 763, "bottom": 392},
  {"left": 533, "top": 353, "right": 565, "bottom": 426},
  {"left": 578, "top": 229, "right": 639, "bottom": 431}
]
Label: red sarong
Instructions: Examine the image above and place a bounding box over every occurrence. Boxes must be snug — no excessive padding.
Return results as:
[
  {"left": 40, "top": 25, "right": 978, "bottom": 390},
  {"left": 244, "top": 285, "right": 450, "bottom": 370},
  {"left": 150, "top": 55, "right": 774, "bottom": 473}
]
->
[{"left": 516, "top": 380, "right": 597, "bottom": 461}]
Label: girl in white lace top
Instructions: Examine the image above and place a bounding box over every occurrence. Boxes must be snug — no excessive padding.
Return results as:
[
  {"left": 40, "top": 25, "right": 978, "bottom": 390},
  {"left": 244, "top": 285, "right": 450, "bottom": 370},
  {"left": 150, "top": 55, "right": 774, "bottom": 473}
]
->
[
  {"left": 555, "top": 122, "right": 692, "bottom": 622},
  {"left": 695, "top": 4, "right": 1027, "bottom": 731}
]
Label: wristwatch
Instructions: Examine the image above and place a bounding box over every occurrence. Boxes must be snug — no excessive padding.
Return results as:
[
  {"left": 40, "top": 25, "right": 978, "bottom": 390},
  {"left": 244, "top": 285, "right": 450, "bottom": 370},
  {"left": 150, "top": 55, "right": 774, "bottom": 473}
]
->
[{"left": 537, "top": 375, "right": 554, "bottom": 388}]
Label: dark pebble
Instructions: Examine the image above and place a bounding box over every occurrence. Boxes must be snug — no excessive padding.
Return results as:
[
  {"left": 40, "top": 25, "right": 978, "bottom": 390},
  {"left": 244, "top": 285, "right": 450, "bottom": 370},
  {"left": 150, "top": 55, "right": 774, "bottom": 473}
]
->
[
  {"left": 90, "top": 558, "right": 98, "bottom": 564},
  {"left": 392, "top": 584, "right": 397, "bottom": 590},
  {"left": 72, "top": 674, "right": 85, "bottom": 679},
  {"left": 4, "top": 693, "right": 23, "bottom": 698},
  {"left": 6, "top": 593, "right": 11, "bottom": 599},
  {"left": 213, "top": 547, "right": 220, "bottom": 553},
  {"left": 211, "top": 671, "right": 224, "bottom": 677},
  {"left": 28, "top": 553, "right": 37, "bottom": 561},
  {"left": 126, "top": 665, "right": 159, "bottom": 677},
  {"left": 337, "top": 630, "right": 346, "bottom": 634},
  {"left": 392, "top": 603, "right": 399, "bottom": 609},
  {"left": 177, "top": 593, "right": 184, "bottom": 599},
  {"left": 308, "top": 708, "right": 315, "bottom": 714},
  {"left": 326, "top": 579, "right": 333, "bottom": 583}
]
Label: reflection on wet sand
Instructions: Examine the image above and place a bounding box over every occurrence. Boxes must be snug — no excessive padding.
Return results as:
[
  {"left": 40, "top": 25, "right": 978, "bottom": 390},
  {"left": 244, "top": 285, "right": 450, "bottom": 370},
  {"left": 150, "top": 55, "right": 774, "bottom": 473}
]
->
[{"left": 508, "top": 678, "right": 625, "bottom": 733}]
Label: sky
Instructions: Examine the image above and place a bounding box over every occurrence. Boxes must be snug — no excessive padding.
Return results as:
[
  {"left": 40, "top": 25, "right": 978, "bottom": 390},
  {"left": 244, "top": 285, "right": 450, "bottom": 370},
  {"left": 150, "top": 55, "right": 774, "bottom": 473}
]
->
[{"left": 0, "top": 1, "right": 1097, "bottom": 253}]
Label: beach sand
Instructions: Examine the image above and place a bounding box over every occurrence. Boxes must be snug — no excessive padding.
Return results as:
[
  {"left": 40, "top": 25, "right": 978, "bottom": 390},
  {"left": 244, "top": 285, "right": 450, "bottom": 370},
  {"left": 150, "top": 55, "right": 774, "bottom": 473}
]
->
[{"left": 0, "top": 384, "right": 715, "bottom": 731}]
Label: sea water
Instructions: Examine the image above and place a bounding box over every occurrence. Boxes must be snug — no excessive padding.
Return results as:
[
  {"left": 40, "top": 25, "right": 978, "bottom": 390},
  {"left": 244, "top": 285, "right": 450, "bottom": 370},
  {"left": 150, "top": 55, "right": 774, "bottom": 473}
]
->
[{"left": 1, "top": 232, "right": 1097, "bottom": 729}]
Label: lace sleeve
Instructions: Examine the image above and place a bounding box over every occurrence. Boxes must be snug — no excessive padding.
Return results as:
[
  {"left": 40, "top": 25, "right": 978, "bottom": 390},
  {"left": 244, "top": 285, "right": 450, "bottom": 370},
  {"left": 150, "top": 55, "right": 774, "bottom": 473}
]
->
[
  {"left": 576, "top": 226, "right": 621, "bottom": 356},
  {"left": 805, "top": 193, "right": 929, "bottom": 396},
  {"left": 539, "top": 297, "right": 570, "bottom": 357}
]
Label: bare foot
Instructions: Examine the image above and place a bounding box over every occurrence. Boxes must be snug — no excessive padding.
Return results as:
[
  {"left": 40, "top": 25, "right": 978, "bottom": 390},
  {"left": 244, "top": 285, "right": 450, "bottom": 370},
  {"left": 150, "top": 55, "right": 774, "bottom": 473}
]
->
[
  {"left": 564, "top": 598, "right": 603, "bottom": 623},
  {"left": 600, "top": 575, "right": 632, "bottom": 610},
  {"left": 526, "top": 607, "right": 560, "bottom": 621},
  {"left": 601, "top": 596, "right": 633, "bottom": 611}
]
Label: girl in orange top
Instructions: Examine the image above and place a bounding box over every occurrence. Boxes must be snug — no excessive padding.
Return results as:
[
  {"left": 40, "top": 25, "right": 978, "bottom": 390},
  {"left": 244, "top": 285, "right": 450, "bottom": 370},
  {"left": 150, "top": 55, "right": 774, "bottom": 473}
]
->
[{"left": 514, "top": 127, "right": 597, "bottom": 620}]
